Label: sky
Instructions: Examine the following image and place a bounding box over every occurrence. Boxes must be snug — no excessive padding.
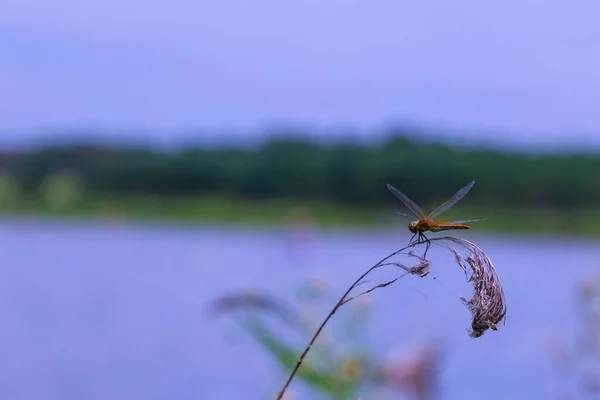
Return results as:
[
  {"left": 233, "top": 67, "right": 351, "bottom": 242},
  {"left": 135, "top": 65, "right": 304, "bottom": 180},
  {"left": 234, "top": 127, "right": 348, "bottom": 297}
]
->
[{"left": 2, "top": 0, "right": 600, "bottom": 149}]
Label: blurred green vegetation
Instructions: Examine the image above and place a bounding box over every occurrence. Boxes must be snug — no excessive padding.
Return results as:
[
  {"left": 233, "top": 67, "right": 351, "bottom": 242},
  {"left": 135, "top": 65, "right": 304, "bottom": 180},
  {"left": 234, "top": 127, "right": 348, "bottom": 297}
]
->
[
  {"left": 1, "top": 134, "right": 599, "bottom": 233},
  {"left": 211, "top": 278, "right": 431, "bottom": 399}
]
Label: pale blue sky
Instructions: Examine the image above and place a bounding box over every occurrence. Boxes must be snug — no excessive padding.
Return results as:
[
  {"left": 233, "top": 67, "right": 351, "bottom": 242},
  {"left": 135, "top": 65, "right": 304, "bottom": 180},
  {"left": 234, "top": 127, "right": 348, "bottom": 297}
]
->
[{"left": 2, "top": 0, "right": 600, "bottom": 148}]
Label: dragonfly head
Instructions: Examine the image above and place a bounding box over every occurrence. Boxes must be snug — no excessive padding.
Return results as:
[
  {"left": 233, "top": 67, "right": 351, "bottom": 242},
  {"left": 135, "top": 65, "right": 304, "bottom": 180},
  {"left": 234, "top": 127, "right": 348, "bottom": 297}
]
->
[{"left": 408, "top": 221, "right": 419, "bottom": 233}]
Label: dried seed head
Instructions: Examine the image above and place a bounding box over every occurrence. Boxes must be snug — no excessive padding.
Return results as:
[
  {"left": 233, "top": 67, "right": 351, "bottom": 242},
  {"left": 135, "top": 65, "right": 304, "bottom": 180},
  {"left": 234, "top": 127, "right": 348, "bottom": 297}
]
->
[
  {"left": 432, "top": 237, "right": 507, "bottom": 338},
  {"left": 409, "top": 258, "right": 431, "bottom": 278},
  {"left": 392, "top": 254, "right": 431, "bottom": 278}
]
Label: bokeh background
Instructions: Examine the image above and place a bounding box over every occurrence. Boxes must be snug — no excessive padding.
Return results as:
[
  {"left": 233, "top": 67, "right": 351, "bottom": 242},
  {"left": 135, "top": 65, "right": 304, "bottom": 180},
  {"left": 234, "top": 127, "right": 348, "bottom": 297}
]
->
[{"left": 2, "top": 1, "right": 600, "bottom": 399}]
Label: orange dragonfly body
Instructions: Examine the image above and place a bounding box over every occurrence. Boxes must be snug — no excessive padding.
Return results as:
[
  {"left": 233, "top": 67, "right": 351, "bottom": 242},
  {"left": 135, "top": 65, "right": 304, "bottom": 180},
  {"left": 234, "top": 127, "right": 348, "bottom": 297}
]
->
[{"left": 386, "top": 181, "right": 484, "bottom": 244}]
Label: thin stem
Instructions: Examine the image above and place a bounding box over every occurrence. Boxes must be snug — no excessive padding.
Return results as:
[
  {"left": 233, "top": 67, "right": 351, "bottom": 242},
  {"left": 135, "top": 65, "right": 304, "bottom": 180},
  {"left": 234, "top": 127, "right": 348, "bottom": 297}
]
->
[
  {"left": 341, "top": 272, "right": 409, "bottom": 306},
  {"left": 275, "top": 240, "right": 423, "bottom": 400}
]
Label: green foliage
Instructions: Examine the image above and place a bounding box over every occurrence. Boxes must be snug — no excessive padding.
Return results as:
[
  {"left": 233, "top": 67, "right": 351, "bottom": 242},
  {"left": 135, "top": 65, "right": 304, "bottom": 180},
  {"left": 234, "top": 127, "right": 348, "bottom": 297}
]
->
[
  {"left": 0, "top": 172, "right": 19, "bottom": 206},
  {"left": 2, "top": 133, "right": 600, "bottom": 210},
  {"left": 242, "top": 317, "right": 359, "bottom": 399},
  {"left": 221, "top": 279, "right": 384, "bottom": 399},
  {"left": 40, "top": 170, "right": 83, "bottom": 208}
]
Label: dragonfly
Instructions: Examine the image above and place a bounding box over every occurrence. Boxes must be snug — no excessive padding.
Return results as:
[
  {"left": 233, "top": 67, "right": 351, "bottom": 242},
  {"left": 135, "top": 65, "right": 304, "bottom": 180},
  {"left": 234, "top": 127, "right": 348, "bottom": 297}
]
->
[{"left": 386, "top": 181, "right": 485, "bottom": 249}]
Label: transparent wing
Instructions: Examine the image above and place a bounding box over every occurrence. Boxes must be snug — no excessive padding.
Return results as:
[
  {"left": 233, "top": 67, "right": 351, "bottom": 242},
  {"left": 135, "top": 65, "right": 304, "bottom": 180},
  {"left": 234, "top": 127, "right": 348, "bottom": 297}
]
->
[
  {"left": 387, "top": 184, "right": 425, "bottom": 218},
  {"left": 447, "top": 218, "right": 487, "bottom": 224},
  {"left": 427, "top": 181, "right": 475, "bottom": 220},
  {"left": 395, "top": 212, "right": 413, "bottom": 218}
]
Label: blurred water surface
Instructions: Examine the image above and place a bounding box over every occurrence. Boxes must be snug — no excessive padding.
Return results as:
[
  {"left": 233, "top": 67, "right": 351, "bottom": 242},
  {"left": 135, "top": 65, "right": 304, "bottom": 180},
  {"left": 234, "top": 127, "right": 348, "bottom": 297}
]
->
[{"left": 0, "top": 218, "right": 596, "bottom": 399}]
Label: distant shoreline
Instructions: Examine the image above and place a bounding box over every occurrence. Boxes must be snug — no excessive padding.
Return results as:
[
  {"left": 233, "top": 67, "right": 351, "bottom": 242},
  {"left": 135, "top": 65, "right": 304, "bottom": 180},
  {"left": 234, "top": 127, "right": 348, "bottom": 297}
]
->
[{"left": 1, "top": 196, "right": 597, "bottom": 236}]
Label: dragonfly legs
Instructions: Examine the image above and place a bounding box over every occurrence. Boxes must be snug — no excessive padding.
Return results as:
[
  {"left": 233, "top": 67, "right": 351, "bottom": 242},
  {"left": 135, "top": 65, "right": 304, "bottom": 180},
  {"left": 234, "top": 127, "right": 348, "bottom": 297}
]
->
[
  {"left": 409, "top": 232, "right": 418, "bottom": 245},
  {"left": 419, "top": 233, "right": 431, "bottom": 258},
  {"left": 407, "top": 233, "right": 431, "bottom": 258}
]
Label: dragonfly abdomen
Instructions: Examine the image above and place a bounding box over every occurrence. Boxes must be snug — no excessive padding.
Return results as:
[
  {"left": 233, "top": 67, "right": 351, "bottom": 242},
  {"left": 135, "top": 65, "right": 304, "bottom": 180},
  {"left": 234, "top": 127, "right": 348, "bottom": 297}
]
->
[{"left": 429, "top": 223, "right": 470, "bottom": 233}]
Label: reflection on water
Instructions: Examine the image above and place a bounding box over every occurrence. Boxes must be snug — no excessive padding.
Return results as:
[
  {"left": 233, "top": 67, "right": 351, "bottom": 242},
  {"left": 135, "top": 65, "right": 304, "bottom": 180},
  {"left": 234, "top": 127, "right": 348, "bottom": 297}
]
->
[{"left": 0, "top": 218, "right": 598, "bottom": 399}]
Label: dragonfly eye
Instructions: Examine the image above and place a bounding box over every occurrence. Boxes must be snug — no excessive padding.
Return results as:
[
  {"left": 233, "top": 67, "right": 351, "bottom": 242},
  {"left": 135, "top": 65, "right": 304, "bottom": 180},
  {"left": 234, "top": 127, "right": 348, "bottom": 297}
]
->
[{"left": 408, "top": 221, "right": 418, "bottom": 233}]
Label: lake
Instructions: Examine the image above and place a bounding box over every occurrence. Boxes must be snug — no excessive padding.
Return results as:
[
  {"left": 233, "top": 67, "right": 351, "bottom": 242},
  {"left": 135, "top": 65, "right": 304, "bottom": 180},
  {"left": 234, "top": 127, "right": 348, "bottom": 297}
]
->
[{"left": 0, "top": 217, "right": 597, "bottom": 399}]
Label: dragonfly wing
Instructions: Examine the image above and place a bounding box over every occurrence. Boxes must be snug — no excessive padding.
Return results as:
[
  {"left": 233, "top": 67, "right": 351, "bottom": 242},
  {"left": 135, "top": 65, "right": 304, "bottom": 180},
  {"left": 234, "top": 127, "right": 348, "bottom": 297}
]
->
[
  {"left": 447, "top": 218, "right": 487, "bottom": 224},
  {"left": 387, "top": 184, "right": 425, "bottom": 218},
  {"left": 427, "top": 181, "right": 475, "bottom": 220},
  {"left": 396, "top": 212, "right": 413, "bottom": 218}
]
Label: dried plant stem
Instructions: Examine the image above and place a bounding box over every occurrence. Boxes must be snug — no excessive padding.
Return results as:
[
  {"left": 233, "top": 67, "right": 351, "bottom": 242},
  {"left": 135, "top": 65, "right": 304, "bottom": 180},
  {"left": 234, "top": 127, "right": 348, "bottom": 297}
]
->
[
  {"left": 275, "top": 241, "right": 422, "bottom": 400},
  {"left": 341, "top": 275, "right": 406, "bottom": 306}
]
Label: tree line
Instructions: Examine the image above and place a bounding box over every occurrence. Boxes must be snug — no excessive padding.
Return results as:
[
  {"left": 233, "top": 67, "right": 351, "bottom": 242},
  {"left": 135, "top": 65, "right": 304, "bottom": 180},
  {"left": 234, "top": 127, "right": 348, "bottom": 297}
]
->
[{"left": 1, "top": 135, "right": 598, "bottom": 209}]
